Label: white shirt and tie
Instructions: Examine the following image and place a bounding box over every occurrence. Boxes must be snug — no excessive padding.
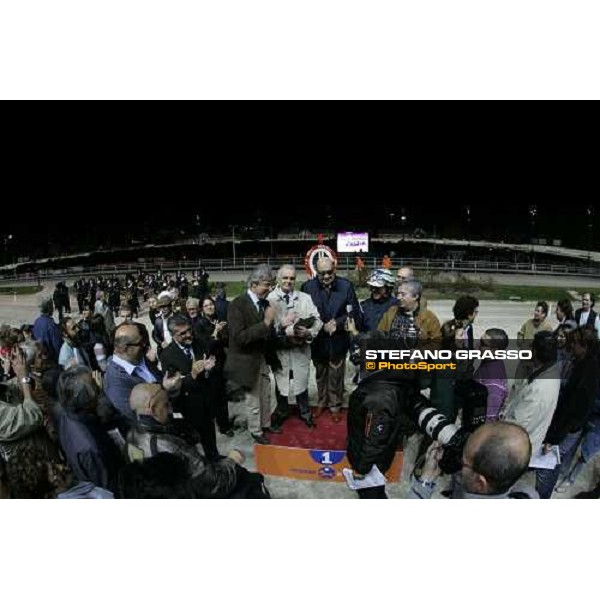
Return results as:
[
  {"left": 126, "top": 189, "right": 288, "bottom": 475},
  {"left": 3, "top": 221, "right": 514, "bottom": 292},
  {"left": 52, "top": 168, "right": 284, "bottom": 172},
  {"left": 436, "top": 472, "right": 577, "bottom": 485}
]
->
[
  {"left": 111, "top": 354, "right": 158, "bottom": 383},
  {"left": 176, "top": 342, "right": 195, "bottom": 361}
]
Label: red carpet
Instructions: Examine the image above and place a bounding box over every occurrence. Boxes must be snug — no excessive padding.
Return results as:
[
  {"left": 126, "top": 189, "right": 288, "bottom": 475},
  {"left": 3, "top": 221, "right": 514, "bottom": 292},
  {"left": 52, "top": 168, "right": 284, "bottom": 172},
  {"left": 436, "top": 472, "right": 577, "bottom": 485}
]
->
[{"left": 266, "top": 408, "right": 348, "bottom": 450}]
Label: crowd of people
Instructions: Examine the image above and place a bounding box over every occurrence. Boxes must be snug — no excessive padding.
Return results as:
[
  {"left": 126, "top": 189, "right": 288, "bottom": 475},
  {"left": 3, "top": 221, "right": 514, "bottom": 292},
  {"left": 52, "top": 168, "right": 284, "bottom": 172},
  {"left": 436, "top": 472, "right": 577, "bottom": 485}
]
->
[{"left": 1, "top": 260, "right": 599, "bottom": 499}]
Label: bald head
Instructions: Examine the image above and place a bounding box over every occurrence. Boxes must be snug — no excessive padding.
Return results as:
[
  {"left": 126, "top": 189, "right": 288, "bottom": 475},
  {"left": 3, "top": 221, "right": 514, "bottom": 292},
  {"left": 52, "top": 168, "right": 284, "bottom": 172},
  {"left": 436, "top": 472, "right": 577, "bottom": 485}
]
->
[
  {"left": 316, "top": 257, "right": 336, "bottom": 288},
  {"left": 129, "top": 383, "right": 170, "bottom": 424},
  {"left": 463, "top": 422, "right": 531, "bottom": 495},
  {"left": 114, "top": 323, "right": 148, "bottom": 364},
  {"left": 316, "top": 257, "right": 334, "bottom": 271},
  {"left": 397, "top": 266, "right": 415, "bottom": 282},
  {"left": 114, "top": 324, "right": 140, "bottom": 349}
]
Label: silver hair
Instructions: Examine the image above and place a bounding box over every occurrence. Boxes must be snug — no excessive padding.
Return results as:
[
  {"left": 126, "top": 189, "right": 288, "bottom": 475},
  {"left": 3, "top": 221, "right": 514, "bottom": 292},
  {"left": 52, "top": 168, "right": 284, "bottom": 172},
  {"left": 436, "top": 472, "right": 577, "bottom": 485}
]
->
[
  {"left": 57, "top": 365, "right": 97, "bottom": 415},
  {"left": 484, "top": 328, "right": 509, "bottom": 351},
  {"left": 185, "top": 298, "right": 200, "bottom": 308},
  {"left": 167, "top": 313, "right": 192, "bottom": 335},
  {"left": 277, "top": 264, "right": 297, "bottom": 279},
  {"left": 247, "top": 264, "right": 275, "bottom": 288},
  {"left": 399, "top": 279, "right": 423, "bottom": 299}
]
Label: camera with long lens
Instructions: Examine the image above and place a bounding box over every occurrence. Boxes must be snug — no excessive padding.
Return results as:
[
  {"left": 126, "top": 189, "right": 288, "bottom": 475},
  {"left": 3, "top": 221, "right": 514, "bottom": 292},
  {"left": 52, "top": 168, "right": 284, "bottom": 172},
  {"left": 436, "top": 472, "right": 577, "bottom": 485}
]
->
[{"left": 412, "top": 379, "right": 488, "bottom": 474}]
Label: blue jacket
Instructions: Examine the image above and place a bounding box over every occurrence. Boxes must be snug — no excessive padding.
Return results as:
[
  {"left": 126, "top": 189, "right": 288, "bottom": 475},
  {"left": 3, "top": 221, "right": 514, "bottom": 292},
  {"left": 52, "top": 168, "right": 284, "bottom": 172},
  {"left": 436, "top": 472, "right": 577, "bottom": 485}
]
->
[
  {"left": 51, "top": 405, "right": 116, "bottom": 489},
  {"left": 215, "top": 297, "right": 229, "bottom": 322},
  {"left": 300, "top": 276, "right": 361, "bottom": 362},
  {"left": 103, "top": 357, "right": 160, "bottom": 422},
  {"left": 360, "top": 296, "right": 397, "bottom": 332},
  {"left": 32, "top": 315, "right": 62, "bottom": 361}
]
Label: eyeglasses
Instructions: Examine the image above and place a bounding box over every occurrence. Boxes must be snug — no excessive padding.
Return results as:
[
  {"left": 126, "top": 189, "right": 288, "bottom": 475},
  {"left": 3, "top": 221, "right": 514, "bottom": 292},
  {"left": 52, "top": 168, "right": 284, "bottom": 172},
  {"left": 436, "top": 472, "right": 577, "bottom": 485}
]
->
[
  {"left": 173, "top": 328, "right": 192, "bottom": 337},
  {"left": 125, "top": 341, "right": 147, "bottom": 349},
  {"left": 317, "top": 270, "right": 335, "bottom": 276}
]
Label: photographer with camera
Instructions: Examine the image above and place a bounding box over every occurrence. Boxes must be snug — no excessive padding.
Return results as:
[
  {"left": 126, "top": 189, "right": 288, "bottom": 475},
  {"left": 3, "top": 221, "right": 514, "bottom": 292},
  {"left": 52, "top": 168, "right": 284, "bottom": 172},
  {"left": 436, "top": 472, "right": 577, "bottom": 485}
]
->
[
  {"left": 346, "top": 350, "right": 421, "bottom": 499},
  {"left": 409, "top": 421, "right": 535, "bottom": 499}
]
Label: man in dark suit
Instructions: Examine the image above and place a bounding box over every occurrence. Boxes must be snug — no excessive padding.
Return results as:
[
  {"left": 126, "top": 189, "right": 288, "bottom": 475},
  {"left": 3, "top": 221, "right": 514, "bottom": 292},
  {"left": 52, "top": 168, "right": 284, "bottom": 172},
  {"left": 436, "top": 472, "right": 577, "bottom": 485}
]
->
[
  {"left": 224, "top": 264, "right": 280, "bottom": 445},
  {"left": 214, "top": 283, "right": 230, "bottom": 322},
  {"left": 160, "top": 313, "right": 220, "bottom": 460},
  {"left": 301, "top": 257, "right": 361, "bottom": 423},
  {"left": 452, "top": 295, "right": 479, "bottom": 351},
  {"left": 575, "top": 292, "right": 600, "bottom": 335},
  {"left": 152, "top": 295, "right": 174, "bottom": 356}
]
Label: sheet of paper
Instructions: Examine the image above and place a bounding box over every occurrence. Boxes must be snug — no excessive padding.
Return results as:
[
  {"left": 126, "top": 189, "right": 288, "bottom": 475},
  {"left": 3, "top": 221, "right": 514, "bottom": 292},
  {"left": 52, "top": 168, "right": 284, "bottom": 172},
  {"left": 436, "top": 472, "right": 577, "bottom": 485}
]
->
[
  {"left": 107, "top": 428, "right": 127, "bottom": 452},
  {"left": 343, "top": 465, "right": 387, "bottom": 490},
  {"left": 529, "top": 445, "right": 561, "bottom": 470}
]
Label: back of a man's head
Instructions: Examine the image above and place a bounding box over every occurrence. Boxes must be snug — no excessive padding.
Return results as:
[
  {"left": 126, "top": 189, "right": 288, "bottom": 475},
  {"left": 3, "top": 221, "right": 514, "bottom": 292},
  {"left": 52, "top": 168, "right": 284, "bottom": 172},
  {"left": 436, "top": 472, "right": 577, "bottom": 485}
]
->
[
  {"left": 532, "top": 330, "right": 558, "bottom": 365},
  {"left": 118, "top": 453, "right": 193, "bottom": 499},
  {"left": 113, "top": 323, "right": 141, "bottom": 353},
  {"left": 130, "top": 383, "right": 160, "bottom": 413},
  {"left": 57, "top": 365, "right": 97, "bottom": 417},
  {"left": 465, "top": 422, "right": 532, "bottom": 495},
  {"left": 39, "top": 297, "right": 54, "bottom": 316},
  {"left": 129, "top": 383, "right": 170, "bottom": 426}
]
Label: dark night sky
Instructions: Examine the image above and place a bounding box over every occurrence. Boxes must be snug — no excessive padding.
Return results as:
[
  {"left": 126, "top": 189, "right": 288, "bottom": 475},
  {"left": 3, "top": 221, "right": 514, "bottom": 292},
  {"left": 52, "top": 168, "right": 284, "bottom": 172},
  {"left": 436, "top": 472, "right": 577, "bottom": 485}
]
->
[{"left": 2, "top": 201, "right": 596, "bottom": 250}]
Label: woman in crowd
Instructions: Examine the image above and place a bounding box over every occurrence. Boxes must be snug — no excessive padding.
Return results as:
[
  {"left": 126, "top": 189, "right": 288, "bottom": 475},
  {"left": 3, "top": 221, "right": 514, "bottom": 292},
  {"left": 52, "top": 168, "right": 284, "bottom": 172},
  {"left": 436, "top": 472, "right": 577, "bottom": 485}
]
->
[{"left": 194, "top": 296, "right": 232, "bottom": 436}]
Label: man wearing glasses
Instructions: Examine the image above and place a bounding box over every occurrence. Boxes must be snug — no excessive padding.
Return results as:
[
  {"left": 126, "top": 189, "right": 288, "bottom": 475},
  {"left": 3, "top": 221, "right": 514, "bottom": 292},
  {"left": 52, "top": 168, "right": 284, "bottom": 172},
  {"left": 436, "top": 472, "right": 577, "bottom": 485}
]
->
[
  {"left": 225, "top": 265, "right": 281, "bottom": 445},
  {"left": 161, "top": 314, "right": 220, "bottom": 460},
  {"left": 301, "top": 257, "right": 361, "bottom": 423},
  {"left": 409, "top": 421, "right": 536, "bottom": 499},
  {"left": 104, "top": 323, "right": 181, "bottom": 423}
]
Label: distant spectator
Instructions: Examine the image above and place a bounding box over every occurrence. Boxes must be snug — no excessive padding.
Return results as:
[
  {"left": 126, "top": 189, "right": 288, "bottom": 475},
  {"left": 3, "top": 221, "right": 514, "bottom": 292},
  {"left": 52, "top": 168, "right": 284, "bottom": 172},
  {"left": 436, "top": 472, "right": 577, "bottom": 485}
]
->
[
  {"left": 148, "top": 296, "right": 159, "bottom": 326},
  {"left": 90, "top": 314, "right": 112, "bottom": 372},
  {"left": 32, "top": 298, "right": 62, "bottom": 363},
  {"left": 452, "top": 295, "right": 480, "bottom": 351},
  {"left": 53, "top": 282, "right": 71, "bottom": 321},
  {"left": 474, "top": 328, "right": 509, "bottom": 421},
  {"left": 94, "top": 290, "right": 115, "bottom": 336},
  {"left": 58, "top": 317, "right": 93, "bottom": 370},
  {"left": 517, "top": 301, "right": 553, "bottom": 348},
  {"left": 20, "top": 324, "right": 34, "bottom": 342},
  {"left": 214, "top": 283, "right": 229, "bottom": 322},
  {"left": 152, "top": 296, "right": 174, "bottom": 354},
  {"left": 575, "top": 292, "right": 600, "bottom": 339},
  {"left": 555, "top": 298, "right": 576, "bottom": 331}
]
